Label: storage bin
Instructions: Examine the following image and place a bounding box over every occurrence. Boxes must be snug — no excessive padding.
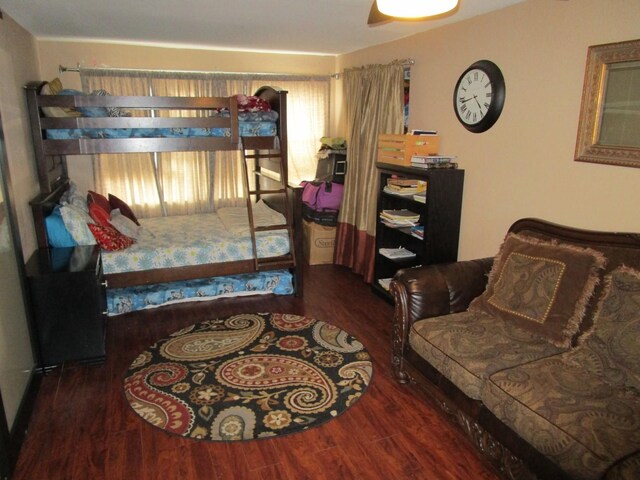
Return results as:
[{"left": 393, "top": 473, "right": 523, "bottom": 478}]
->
[{"left": 377, "top": 134, "right": 440, "bottom": 167}]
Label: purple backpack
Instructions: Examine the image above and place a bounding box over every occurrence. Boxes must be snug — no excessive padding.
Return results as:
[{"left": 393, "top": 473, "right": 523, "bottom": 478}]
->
[{"left": 301, "top": 181, "right": 344, "bottom": 212}]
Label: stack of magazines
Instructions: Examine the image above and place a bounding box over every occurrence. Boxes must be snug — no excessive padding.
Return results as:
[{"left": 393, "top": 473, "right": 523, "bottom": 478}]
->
[{"left": 379, "top": 209, "right": 420, "bottom": 228}]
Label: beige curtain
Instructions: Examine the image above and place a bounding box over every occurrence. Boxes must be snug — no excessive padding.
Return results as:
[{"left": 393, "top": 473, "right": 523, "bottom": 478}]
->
[
  {"left": 335, "top": 62, "right": 405, "bottom": 283},
  {"left": 83, "top": 75, "right": 164, "bottom": 218},
  {"left": 151, "top": 77, "right": 246, "bottom": 215},
  {"left": 258, "top": 79, "right": 330, "bottom": 184},
  {"left": 82, "top": 70, "right": 329, "bottom": 216}
]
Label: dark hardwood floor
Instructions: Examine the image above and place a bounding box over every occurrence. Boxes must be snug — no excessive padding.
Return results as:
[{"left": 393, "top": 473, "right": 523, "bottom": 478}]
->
[{"left": 12, "top": 264, "right": 499, "bottom": 480}]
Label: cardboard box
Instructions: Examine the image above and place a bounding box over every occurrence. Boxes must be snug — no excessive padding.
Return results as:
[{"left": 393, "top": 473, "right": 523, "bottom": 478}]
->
[
  {"left": 303, "top": 220, "right": 336, "bottom": 265},
  {"left": 377, "top": 133, "right": 440, "bottom": 167}
]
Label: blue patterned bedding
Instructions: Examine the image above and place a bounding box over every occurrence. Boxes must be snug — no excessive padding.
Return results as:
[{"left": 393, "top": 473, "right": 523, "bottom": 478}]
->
[
  {"left": 106, "top": 270, "right": 293, "bottom": 315},
  {"left": 46, "top": 111, "right": 278, "bottom": 140},
  {"left": 101, "top": 208, "right": 289, "bottom": 275}
]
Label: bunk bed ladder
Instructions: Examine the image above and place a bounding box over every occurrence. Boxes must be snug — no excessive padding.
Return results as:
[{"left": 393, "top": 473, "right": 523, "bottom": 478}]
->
[{"left": 241, "top": 137, "right": 296, "bottom": 272}]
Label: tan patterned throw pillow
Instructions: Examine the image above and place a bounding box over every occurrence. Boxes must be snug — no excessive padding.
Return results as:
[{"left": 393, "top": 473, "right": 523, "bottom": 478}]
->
[{"left": 469, "top": 233, "right": 606, "bottom": 348}]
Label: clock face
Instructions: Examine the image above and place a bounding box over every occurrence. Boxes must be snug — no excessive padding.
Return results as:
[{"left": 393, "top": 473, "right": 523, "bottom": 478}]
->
[
  {"left": 453, "top": 60, "right": 506, "bottom": 133},
  {"left": 455, "top": 68, "right": 493, "bottom": 126}
]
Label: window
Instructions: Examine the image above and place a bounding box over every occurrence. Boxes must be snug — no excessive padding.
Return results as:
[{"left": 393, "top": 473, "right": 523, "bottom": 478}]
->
[{"left": 82, "top": 70, "right": 330, "bottom": 217}]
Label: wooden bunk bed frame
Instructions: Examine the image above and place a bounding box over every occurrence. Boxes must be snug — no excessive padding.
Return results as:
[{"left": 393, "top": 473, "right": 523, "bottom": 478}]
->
[{"left": 24, "top": 82, "right": 303, "bottom": 295}]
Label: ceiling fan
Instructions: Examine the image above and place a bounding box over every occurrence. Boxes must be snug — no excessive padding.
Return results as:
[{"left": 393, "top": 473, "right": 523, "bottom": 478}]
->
[{"left": 368, "top": 0, "right": 460, "bottom": 26}]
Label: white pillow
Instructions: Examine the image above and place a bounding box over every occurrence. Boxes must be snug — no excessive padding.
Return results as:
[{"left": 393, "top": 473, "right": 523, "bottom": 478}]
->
[
  {"left": 217, "top": 200, "right": 286, "bottom": 235},
  {"left": 109, "top": 208, "right": 142, "bottom": 239},
  {"left": 59, "top": 204, "right": 96, "bottom": 245},
  {"left": 59, "top": 182, "right": 88, "bottom": 212}
]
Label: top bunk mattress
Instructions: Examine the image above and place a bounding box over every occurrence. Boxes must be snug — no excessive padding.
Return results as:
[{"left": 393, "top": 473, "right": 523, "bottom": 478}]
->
[
  {"left": 102, "top": 204, "right": 289, "bottom": 275},
  {"left": 45, "top": 111, "right": 279, "bottom": 140}
]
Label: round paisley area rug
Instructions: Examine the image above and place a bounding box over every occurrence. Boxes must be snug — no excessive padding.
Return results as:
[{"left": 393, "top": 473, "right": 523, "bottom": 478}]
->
[{"left": 124, "top": 313, "right": 372, "bottom": 441}]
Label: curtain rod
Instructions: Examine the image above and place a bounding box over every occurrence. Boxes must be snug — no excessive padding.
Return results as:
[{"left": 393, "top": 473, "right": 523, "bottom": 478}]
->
[
  {"left": 58, "top": 64, "right": 331, "bottom": 79},
  {"left": 331, "top": 58, "right": 414, "bottom": 79}
]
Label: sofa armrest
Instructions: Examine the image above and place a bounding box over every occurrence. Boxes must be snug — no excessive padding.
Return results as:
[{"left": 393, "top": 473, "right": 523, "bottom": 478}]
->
[{"left": 389, "top": 258, "right": 493, "bottom": 383}]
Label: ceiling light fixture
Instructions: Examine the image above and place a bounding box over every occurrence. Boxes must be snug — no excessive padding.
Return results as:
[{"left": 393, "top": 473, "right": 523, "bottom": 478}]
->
[{"left": 376, "top": 0, "right": 459, "bottom": 19}]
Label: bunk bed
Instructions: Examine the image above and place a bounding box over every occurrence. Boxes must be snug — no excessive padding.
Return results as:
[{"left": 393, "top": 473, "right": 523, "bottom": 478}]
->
[{"left": 24, "top": 81, "right": 303, "bottom": 312}]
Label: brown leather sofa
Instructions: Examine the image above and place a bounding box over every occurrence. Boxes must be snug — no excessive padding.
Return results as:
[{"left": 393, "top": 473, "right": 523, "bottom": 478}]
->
[{"left": 390, "top": 218, "right": 640, "bottom": 479}]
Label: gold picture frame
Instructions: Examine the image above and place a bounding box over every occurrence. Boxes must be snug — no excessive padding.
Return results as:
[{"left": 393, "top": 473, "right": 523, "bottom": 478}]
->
[{"left": 574, "top": 38, "right": 640, "bottom": 168}]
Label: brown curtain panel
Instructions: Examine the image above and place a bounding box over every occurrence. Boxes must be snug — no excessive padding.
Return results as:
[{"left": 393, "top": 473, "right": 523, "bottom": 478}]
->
[{"left": 334, "top": 62, "right": 405, "bottom": 283}]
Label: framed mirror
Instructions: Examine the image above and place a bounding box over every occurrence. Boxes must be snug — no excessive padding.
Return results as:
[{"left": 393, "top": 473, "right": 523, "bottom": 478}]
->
[{"left": 574, "top": 38, "right": 640, "bottom": 168}]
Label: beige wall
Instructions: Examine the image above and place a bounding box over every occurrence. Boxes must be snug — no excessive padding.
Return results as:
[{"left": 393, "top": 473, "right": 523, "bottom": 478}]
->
[
  {"left": 36, "top": 40, "right": 339, "bottom": 192},
  {"left": 337, "top": 0, "right": 640, "bottom": 260}
]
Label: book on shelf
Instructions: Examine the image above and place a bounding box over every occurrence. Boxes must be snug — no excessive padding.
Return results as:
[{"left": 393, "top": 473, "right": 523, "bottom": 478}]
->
[
  {"left": 387, "top": 177, "right": 422, "bottom": 187},
  {"left": 379, "top": 247, "right": 416, "bottom": 260},
  {"left": 411, "top": 162, "right": 459, "bottom": 170},
  {"left": 410, "top": 225, "right": 424, "bottom": 239},
  {"left": 410, "top": 129, "right": 438, "bottom": 136},
  {"left": 380, "top": 209, "right": 420, "bottom": 221},
  {"left": 411, "top": 155, "right": 457, "bottom": 164}
]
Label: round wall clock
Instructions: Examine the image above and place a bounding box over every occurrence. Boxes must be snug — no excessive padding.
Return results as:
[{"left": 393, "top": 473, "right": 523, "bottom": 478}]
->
[{"left": 453, "top": 60, "right": 505, "bottom": 133}]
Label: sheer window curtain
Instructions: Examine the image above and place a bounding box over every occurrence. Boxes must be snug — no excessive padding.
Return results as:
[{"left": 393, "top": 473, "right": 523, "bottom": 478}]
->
[
  {"left": 253, "top": 79, "right": 330, "bottom": 184},
  {"left": 82, "top": 74, "right": 163, "bottom": 218},
  {"left": 334, "top": 63, "right": 405, "bottom": 283},
  {"left": 150, "top": 77, "right": 245, "bottom": 215},
  {"left": 81, "top": 70, "right": 329, "bottom": 216}
]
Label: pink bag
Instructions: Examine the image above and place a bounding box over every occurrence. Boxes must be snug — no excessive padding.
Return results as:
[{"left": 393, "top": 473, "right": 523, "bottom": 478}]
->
[{"left": 301, "top": 181, "right": 344, "bottom": 211}]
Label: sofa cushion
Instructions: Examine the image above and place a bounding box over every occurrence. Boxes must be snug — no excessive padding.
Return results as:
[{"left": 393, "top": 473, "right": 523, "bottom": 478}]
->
[
  {"left": 571, "top": 265, "right": 640, "bottom": 391},
  {"left": 483, "top": 357, "right": 640, "bottom": 479},
  {"left": 482, "top": 267, "right": 640, "bottom": 479},
  {"left": 409, "top": 309, "right": 565, "bottom": 400},
  {"left": 469, "top": 232, "right": 606, "bottom": 348},
  {"left": 604, "top": 451, "right": 640, "bottom": 479}
]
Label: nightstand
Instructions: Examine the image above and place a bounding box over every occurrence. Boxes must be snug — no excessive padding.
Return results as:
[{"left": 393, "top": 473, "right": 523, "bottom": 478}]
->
[{"left": 25, "top": 245, "right": 107, "bottom": 371}]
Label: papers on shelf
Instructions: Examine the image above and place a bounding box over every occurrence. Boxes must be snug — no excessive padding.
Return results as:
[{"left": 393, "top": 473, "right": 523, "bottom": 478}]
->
[
  {"left": 385, "top": 178, "right": 427, "bottom": 195},
  {"left": 383, "top": 186, "right": 414, "bottom": 197},
  {"left": 410, "top": 225, "right": 424, "bottom": 239},
  {"left": 379, "top": 247, "right": 416, "bottom": 260},
  {"left": 380, "top": 209, "right": 420, "bottom": 227},
  {"left": 413, "top": 192, "right": 426, "bottom": 203}
]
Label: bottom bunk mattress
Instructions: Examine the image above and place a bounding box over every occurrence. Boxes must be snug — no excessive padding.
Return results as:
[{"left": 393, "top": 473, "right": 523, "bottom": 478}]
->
[
  {"left": 101, "top": 202, "right": 289, "bottom": 275},
  {"left": 106, "top": 269, "right": 293, "bottom": 315}
]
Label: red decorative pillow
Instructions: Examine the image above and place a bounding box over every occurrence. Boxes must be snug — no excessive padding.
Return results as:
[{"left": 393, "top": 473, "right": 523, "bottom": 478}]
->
[
  {"left": 87, "top": 190, "right": 112, "bottom": 214},
  {"left": 88, "top": 224, "right": 134, "bottom": 251},
  {"left": 108, "top": 194, "right": 140, "bottom": 226},
  {"left": 88, "top": 202, "right": 111, "bottom": 227},
  {"left": 235, "top": 94, "right": 271, "bottom": 112}
]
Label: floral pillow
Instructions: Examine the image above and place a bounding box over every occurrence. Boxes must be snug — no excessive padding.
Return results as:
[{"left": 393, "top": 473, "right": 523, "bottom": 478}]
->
[
  {"left": 88, "top": 224, "right": 134, "bottom": 251},
  {"left": 87, "top": 190, "right": 112, "bottom": 214},
  {"left": 59, "top": 204, "right": 96, "bottom": 246},
  {"left": 88, "top": 202, "right": 111, "bottom": 227}
]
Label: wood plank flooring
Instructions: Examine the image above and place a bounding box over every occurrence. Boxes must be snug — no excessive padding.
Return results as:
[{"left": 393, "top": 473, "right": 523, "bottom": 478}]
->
[{"left": 11, "top": 264, "right": 499, "bottom": 480}]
